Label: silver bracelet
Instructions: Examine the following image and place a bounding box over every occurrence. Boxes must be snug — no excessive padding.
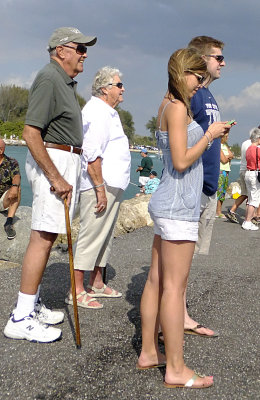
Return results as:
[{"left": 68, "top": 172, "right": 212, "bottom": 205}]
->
[{"left": 94, "top": 182, "right": 105, "bottom": 188}]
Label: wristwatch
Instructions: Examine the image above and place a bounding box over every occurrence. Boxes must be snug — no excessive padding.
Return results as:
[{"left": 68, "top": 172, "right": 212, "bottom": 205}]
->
[{"left": 12, "top": 184, "right": 20, "bottom": 187}]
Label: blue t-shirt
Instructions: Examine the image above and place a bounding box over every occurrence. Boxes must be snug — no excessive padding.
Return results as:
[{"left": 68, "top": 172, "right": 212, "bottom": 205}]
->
[{"left": 191, "top": 87, "right": 221, "bottom": 196}]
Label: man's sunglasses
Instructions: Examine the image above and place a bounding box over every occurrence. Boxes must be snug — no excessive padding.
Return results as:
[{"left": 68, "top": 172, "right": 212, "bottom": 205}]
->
[
  {"left": 62, "top": 44, "right": 87, "bottom": 55},
  {"left": 185, "top": 70, "right": 206, "bottom": 84},
  {"left": 108, "top": 82, "right": 124, "bottom": 89},
  {"left": 205, "top": 55, "right": 224, "bottom": 63}
]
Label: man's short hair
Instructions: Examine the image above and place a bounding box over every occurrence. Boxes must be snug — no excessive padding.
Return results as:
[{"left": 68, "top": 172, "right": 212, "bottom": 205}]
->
[{"left": 188, "top": 36, "right": 224, "bottom": 55}]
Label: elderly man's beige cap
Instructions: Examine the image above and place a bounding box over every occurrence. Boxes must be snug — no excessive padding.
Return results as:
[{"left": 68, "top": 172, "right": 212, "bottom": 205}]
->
[{"left": 48, "top": 27, "right": 97, "bottom": 51}]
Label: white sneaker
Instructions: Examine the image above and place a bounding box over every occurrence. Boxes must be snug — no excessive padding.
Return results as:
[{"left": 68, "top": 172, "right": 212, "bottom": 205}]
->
[
  {"left": 34, "top": 300, "right": 64, "bottom": 325},
  {"left": 4, "top": 313, "right": 62, "bottom": 342},
  {"left": 242, "top": 221, "right": 259, "bottom": 231}
]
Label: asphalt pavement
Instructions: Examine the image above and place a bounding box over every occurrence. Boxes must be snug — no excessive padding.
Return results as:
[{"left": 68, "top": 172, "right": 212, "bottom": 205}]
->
[{"left": 0, "top": 199, "right": 259, "bottom": 400}]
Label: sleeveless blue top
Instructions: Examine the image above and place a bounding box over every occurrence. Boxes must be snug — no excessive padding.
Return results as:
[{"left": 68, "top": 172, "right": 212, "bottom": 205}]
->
[{"left": 148, "top": 104, "right": 204, "bottom": 222}]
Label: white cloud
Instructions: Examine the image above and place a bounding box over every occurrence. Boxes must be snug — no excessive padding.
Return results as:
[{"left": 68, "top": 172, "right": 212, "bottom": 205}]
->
[
  {"left": 217, "top": 82, "right": 260, "bottom": 112},
  {"left": 3, "top": 71, "right": 38, "bottom": 89}
]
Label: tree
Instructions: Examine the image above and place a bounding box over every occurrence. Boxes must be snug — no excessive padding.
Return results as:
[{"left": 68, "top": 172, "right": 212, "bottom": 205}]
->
[
  {"left": 0, "top": 85, "right": 28, "bottom": 122},
  {"left": 77, "top": 93, "right": 86, "bottom": 109},
  {"left": 230, "top": 143, "right": 241, "bottom": 158},
  {"left": 146, "top": 116, "right": 157, "bottom": 140},
  {"left": 116, "top": 106, "right": 135, "bottom": 144}
]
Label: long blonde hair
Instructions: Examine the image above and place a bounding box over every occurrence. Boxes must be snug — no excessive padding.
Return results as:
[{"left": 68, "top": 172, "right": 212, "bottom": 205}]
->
[{"left": 168, "top": 48, "right": 207, "bottom": 116}]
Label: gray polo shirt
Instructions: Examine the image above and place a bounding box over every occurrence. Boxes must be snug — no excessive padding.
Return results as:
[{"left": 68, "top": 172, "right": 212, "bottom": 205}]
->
[{"left": 25, "top": 59, "right": 83, "bottom": 147}]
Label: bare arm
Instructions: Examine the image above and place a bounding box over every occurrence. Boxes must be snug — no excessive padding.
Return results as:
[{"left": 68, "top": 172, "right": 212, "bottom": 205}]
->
[
  {"left": 87, "top": 157, "right": 107, "bottom": 213},
  {"left": 23, "top": 125, "right": 73, "bottom": 204},
  {"left": 165, "top": 101, "right": 230, "bottom": 173},
  {"left": 6, "top": 173, "right": 21, "bottom": 203}
]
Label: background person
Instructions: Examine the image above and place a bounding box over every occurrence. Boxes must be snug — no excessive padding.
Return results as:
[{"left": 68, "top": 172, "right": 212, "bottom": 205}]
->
[
  {"left": 0, "top": 138, "right": 21, "bottom": 239},
  {"left": 242, "top": 127, "right": 260, "bottom": 231},
  {"left": 137, "top": 48, "right": 229, "bottom": 389},
  {"left": 4, "top": 27, "right": 97, "bottom": 343},
  {"left": 65, "top": 66, "right": 131, "bottom": 309},
  {"left": 226, "top": 131, "right": 260, "bottom": 225},
  {"left": 136, "top": 149, "right": 153, "bottom": 191},
  {"left": 135, "top": 170, "right": 160, "bottom": 196},
  {"left": 216, "top": 133, "right": 234, "bottom": 218}
]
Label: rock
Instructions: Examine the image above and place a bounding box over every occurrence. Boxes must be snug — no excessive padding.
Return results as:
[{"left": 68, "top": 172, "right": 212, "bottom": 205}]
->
[
  {"left": 114, "top": 195, "right": 153, "bottom": 237},
  {"left": 0, "top": 195, "right": 154, "bottom": 263},
  {"left": 0, "top": 206, "right": 32, "bottom": 263}
]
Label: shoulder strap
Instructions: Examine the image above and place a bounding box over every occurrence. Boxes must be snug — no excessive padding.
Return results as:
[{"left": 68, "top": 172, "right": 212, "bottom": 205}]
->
[
  {"left": 158, "top": 101, "right": 174, "bottom": 130},
  {"left": 257, "top": 147, "right": 259, "bottom": 171}
]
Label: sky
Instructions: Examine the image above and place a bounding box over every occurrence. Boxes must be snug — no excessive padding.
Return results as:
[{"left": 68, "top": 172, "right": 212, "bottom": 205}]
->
[{"left": 1, "top": 0, "right": 260, "bottom": 145}]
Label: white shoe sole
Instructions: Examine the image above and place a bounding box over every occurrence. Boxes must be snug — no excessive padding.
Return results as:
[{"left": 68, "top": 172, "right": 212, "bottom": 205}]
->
[{"left": 4, "top": 323, "right": 62, "bottom": 343}]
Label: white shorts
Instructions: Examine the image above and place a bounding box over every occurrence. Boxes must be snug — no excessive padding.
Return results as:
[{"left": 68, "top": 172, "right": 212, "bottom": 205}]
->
[
  {"left": 0, "top": 191, "right": 8, "bottom": 212},
  {"left": 139, "top": 176, "right": 150, "bottom": 186},
  {"left": 245, "top": 171, "right": 260, "bottom": 207},
  {"left": 25, "top": 149, "right": 81, "bottom": 234},
  {"left": 153, "top": 217, "right": 198, "bottom": 242}
]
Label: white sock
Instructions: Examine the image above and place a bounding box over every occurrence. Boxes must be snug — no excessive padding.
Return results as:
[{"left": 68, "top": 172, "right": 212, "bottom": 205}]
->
[{"left": 13, "top": 291, "right": 36, "bottom": 320}]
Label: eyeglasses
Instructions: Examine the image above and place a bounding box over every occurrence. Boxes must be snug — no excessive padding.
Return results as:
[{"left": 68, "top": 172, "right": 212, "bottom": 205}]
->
[
  {"left": 62, "top": 44, "right": 87, "bottom": 55},
  {"left": 185, "top": 70, "right": 206, "bottom": 84},
  {"left": 205, "top": 55, "right": 224, "bottom": 63},
  {"left": 108, "top": 82, "right": 124, "bottom": 89}
]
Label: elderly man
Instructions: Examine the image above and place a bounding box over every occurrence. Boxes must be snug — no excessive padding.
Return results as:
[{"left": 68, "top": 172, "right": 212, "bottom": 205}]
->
[
  {"left": 65, "top": 66, "right": 130, "bottom": 309},
  {"left": 4, "top": 27, "right": 97, "bottom": 343},
  {"left": 0, "top": 138, "right": 21, "bottom": 239}
]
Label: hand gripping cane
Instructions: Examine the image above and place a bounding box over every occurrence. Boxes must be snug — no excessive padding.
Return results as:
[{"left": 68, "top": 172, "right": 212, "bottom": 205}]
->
[{"left": 64, "top": 198, "right": 81, "bottom": 349}]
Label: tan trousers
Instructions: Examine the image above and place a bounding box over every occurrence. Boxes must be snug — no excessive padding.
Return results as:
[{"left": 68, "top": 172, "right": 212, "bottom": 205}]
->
[{"left": 73, "top": 185, "right": 123, "bottom": 271}]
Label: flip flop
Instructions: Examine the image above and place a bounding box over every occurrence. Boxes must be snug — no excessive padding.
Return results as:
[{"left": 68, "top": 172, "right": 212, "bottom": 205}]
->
[
  {"left": 136, "top": 361, "right": 166, "bottom": 370},
  {"left": 65, "top": 291, "right": 103, "bottom": 309},
  {"left": 184, "top": 324, "right": 219, "bottom": 337},
  {"left": 164, "top": 373, "right": 213, "bottom": 389},
  {"left": 215, "top": 214, "right": 226, "bottom": 219},
  {"left": 87, "top": 284, "right": 122, "bottom": 298}
]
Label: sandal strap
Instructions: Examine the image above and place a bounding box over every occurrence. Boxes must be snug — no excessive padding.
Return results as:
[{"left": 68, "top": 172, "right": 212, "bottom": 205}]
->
[
  {"left": 185, "top": 373, "right": 205, "bottom": 387},
  {"left": 87, "top": 284, "right": 107, "bottom": 294}
]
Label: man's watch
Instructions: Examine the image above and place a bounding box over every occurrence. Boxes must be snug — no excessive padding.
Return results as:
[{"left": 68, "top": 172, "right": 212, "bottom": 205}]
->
[{"left": 12, "top": 184, "right": 20, "bottom": 187}]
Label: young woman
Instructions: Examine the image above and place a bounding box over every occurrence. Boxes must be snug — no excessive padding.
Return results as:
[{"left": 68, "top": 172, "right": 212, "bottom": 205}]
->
[{"left": 137, "top": 48, "right": 230, "bottom": 389}]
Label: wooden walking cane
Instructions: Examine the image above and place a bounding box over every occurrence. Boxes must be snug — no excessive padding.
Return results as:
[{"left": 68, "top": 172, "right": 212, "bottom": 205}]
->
[{"left": 64, "top": 198, "right": 81, "bottom": 349}]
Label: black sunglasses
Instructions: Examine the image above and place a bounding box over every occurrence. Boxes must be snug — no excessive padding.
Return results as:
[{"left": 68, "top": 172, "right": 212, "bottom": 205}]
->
[
  {"left": 205, "top": 55, "right": 224, "bottom": 63},
  {"left": 62, "top": 44, "right": 87, "bottom": 55},
  {"left": 108, "top": 82, "right": 124, "bottom": 89}
]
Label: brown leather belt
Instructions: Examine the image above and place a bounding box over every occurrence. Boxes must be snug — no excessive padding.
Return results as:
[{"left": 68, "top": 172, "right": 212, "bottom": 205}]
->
[{"left": 44, "top": 142, "right": 82, "bottom": 155}]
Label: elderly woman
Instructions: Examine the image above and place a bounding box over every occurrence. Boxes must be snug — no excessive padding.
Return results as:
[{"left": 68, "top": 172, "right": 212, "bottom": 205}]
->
[
  {"left": 65, "top": 66, "right": 131, "bottom": 309},
  {"left": 242, "top": 127, "right": 260, "bottom": 231}
]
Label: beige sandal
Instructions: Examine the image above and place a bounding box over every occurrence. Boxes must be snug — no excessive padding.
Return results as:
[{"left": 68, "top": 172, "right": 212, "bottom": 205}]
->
[
  {"left": 87, "top": 284, "right": 122, "bottom": 298},
  {"left": 65, "top": 291, "right": 103, "bottom": 309}
]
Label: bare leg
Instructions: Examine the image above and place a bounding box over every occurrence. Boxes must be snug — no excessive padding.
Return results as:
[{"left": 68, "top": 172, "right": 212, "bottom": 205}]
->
[
  {"left": 20, "top": 230, "right": 57, "bottom": 294},
  {"left": 72, "top": 269, "right": 102, "bottom": 307},
  {"left": 138, "top": 235, "right": 165, "bottom": 367},
  {"left": 4, "top": 187, "right": 21, "bottom": 218},
  {"left": 161, "top": 240, "right": 213, "bottom": 387},
  {"left": 87, "top": 266, "right": 120, "bottom": 296},
  {"left": 230, "top": 195, "right": 247, "bottom": 213},
  {"left": 216, "top": 199, "right": 223, "bottom": 216},
  {"left": 245, "top": 205, "right": 256, "bottom": 222},
  {"left": 183, "top": 287, "right": 215, "bottom": 336}
]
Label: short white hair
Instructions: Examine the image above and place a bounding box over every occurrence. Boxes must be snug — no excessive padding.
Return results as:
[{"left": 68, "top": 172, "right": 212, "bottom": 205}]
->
[
  {"left": 249, "top": 127, "right": 260, "bottom": 143},
  {"left": 92, "top": 66, "right": 122, "bottom": 97}
]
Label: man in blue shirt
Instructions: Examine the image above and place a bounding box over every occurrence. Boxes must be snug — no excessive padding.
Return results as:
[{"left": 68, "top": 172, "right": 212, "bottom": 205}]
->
[{"left": 183, "top": 36, "right": 226, "bottom": 338}]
